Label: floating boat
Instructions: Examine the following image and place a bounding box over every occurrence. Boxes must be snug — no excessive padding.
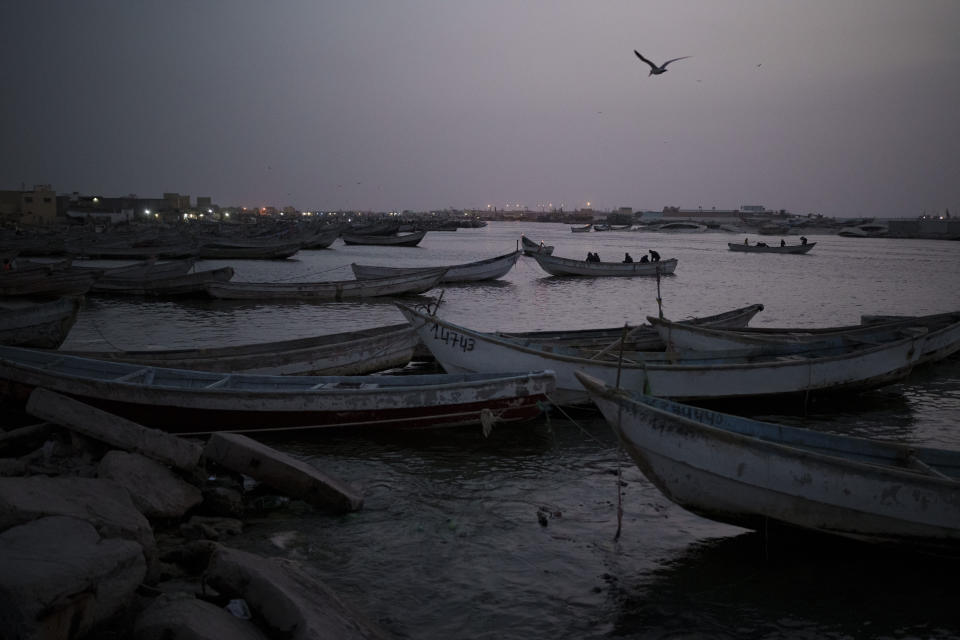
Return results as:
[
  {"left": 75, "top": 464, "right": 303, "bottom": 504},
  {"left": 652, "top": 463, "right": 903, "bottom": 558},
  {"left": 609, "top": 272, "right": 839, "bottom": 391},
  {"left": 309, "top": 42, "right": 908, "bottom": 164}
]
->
[
  {"left": 398, "top": 304, "right": 926, "bottom": 406},
  {"left": 576, "top": 371, "right": 960, "bottom": 550},
  {"left": 649, "top": 310, "right": 960, "bottom": 365},
  {"left": 350, "top": 250, "right": 522, "bottom": 283},
  {"left": 90, "top": 267, "right": 235, "bottom": 296},
  {"left": 570, "top": 224, "right": 592, "bottom": 233},
  {"left": 530, "top": 252, "right": 678, "bottom": 277},
  {"left": 520, "top": 235, "right": 554, "bottom": 256},
  {"left": 66, "top": 243, "right": 199, "bottom": 260},
  {"left": 0, "top": 346, "right": 556, "bottom": 433},
  {"left": 62, "top": 323, "right": 420, "bottom": 376},
  {"left": 653, "top": 222, "right": 707, "bottom": 233},
  {"left": 728, "top": 242, "right": 815, "bottom": 254},
  {"left": 198, "top": 241, "right": 302, "bottom": 260},
  {"left": 0, "top": 268, "right": 100, "bottom": 298},
  {"left": 341, "top": 231, "right": 427, "bottom": 247},
  {"left": 205, "top": 268, "right": 446, "bottom": 301},
  {"left": 0, "top": 298, "right": 82, "bottom": 348},
  {"left": 75, "top": 258, "right": 196, "bottom": 280},
  {"left": 500, "top": 304, "right": 764, "bottom": 352}
]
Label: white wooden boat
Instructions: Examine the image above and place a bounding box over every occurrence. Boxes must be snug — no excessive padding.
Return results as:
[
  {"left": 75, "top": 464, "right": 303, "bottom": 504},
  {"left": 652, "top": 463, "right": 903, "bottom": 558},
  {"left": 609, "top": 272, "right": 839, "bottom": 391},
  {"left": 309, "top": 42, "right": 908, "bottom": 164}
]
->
[
  {"left": 530, "top": 253, "right": 678, "bottom": 277},
  {"left": 650, "top": 311, "right": 960, "bottom": 365},
  {"left": 350, "top": 250, "right": 522, "bottom": 283},
  {"left": 398, "top": 304, "right": 926, "bottom": 405},
  {"left": 341, "top": 230, "right": 427, "bottom": 247},
  {"left": 500, "top": 304, "right": 765, "bottom": 352},
  {"left": 91, "top": 267, "right": 234, "bottom": 296},
  {"left": 728, "top": 242, "right": 815, "bottom": 254},
  {"left": 0, "top": 346, "right": 556, "bottom": 434},
  {"left": 520, "top": 235, "right": 554, "bottom": 256},
  {"left": 0, "top": 298, "right": 81, "bottom": 348},
  {"left": 576, "top": 371, "right": 960, "bottom": 550},
  {"left": 62, "top": 323, "right": 419, "bottom": 376},
  {"left": 205, "top": 268, "right": 446, "bottom": 301}
]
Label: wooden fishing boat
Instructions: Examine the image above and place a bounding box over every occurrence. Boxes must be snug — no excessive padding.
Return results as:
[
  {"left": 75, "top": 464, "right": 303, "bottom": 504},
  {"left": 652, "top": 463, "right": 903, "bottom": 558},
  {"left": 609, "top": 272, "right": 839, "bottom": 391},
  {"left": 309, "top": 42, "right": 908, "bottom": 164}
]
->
[
  {"left": 0, "top": 268, "right": 100, "bottom": 298},
  {"left": 500, "top": 304, "right": 764, "bottom": 352},
  {"left": 650, "top": 310, "right": 960, "bottom": 365},
  {"left": 205, "top": 268, "right": 446, "bottom": 301},
  {"left": 198, "top": 241, "right": 302, "bottom": 260},
  {"left": 341, "top": 230, "right": 427, "bottom": 247},
  {"left": 728, "top": 242, "right": 815, "bottom": 254},
  {"left": 398, "top": 304, "right": 926, "bottom": 405},
  {"left": 570, "top": 224, "right": 592, "bottom": 233},
  {"left": 0, "top": 346, "right": 556, "bottom": 433},
  {"left": 520, "top": 235, "right": 554, "bottom": 256},
  {"left": 576, "top": 371, "right": 960, "bottom": 550},
  {"left": 91, "top": 267, "right": 235, "bottom": 296},
  {"left": 0, "top": 298, "right": 81, "bottom": 348},
  {"left": 66, "top": 242, "right": 200, "bottom": 260},
  {"left": 350, "top": 250, "right": 522, "bottom": 283},
  {"left": 530, "top": 252, "right": 678, "bottom": 277},
  {"left": 74, "top": 258, "right": 196, "bottom": 280},
  {"left": 62, "top": 323, "right": 420, "bottom": 376},
  {"left": 299, "top": 227, "right": 342, "bottom": 249}
]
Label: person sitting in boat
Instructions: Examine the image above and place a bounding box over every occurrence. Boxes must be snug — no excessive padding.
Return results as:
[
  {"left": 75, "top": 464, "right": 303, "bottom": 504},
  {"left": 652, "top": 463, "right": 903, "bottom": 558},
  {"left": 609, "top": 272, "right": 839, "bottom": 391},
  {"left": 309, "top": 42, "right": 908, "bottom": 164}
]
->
[
  {"left": 649, "top": 249, "right": 661, "bottom": 262},
  {"left": 744, "top": 237, "right": 749, "bottom": 245},
  {"left": 780, "top": 239, "right": 786, "bottom": 247},
  {"left": 639, "top": 254, "right": 650, "bottom": 263},
  {"left": 623, "top": 253, "right": 633, "bottom": 263},
  {"left": 800, "top": 236, "right": 808, "bottom": 245},
  {"left": 756, "top": 241, "right": 768, "bottom": 247}
]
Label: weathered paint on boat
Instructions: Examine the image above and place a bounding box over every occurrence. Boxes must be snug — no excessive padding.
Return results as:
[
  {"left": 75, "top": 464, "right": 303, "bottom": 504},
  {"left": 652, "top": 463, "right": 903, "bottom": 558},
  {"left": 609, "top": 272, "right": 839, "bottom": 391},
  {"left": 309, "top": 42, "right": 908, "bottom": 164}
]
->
[{"left": 576, "top": 371, "right": 960, "bottom": 550}]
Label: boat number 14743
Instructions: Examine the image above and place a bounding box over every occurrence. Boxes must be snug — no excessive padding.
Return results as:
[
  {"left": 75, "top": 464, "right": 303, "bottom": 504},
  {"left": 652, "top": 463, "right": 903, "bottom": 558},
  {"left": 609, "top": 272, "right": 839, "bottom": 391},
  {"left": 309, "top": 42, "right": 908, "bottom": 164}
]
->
[{"left": 430, "top": 324, "right": 475, "bottom": 352}]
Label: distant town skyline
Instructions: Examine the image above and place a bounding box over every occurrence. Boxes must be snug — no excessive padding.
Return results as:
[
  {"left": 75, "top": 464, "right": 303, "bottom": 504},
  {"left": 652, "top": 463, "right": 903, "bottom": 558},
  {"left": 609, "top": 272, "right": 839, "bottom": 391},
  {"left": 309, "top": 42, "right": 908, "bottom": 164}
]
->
[{"left": 2, "top": 1, "right": 958, "bottom": 218}]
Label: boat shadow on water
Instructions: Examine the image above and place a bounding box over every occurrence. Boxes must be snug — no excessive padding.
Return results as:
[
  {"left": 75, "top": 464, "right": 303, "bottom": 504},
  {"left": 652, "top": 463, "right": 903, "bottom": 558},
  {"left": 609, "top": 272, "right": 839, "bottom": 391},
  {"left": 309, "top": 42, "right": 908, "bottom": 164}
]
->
[{"left": 610, "top": 530, "right": 960, "bottom": 639}]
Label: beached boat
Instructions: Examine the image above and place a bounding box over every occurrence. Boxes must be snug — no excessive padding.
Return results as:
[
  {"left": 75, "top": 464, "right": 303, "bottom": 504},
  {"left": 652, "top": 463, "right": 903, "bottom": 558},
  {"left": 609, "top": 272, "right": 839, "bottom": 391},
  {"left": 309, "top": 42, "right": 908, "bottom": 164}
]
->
[
  {"left": 62, "top": 323, "right": 420, "bottom": 376},
  {"left": 520, "top": 235, "right": 554, "bottom": 256},
  {"left": 576, "top": 371, "right": 960, "bottom": 550},
  {"left": 91, "top": 266, "right": 235, "bottom": 296},
  {"left": 728, "top": 241, "right": 815, "bottom": 254},
  {"left": 0, "top": 346, "right": 556, "bottom": 433},
  {"left": 205, "top": 268, "right": 446, "bottom": 301},
  {"left": 341, "top": 231, "right": 427, "bottom": 247},
  {"left": 500, "top": 304, "right": 765, "bottom": 352},
  {"left": 649, "top": 310, "right": 960, "bottom": 365},
  {"left": 0, "top": 298, "right": 82, "bottom": 348},
  {"left": 0, "top": 268, "right": 100, "bottom": 298},
  {"left": 398, "top": 304, "right": 926, "bottom": 405},
  {"left": 350, "top": 250, "right": 522, "bottom": 283},
  {"left": 530, "top": 252, "right": 678, "bottom": 277}
]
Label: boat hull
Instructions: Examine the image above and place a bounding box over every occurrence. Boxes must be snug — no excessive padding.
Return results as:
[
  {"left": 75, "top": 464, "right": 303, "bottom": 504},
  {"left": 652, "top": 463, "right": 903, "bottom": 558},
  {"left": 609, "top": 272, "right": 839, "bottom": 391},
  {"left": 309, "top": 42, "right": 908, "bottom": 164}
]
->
[
  {"left": 205, "top": 269, "right": 445, "bottom": 301},
  {"left": 728, "top": 242, "right": 815, "bottom": 254},
  {"left": 531, "top": 254, "right": 678, "bottom": 277},
  {"left": 0, "top": 298, "right": 81, "bottom": 348},
  {"left": 351, "top": 250, "right": 521, "bottom": 283}
]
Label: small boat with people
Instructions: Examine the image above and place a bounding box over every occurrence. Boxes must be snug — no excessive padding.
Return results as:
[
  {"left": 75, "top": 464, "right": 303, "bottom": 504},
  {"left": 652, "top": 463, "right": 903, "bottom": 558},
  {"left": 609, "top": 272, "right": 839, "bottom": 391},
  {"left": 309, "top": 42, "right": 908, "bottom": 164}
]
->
[
  {"left": 0, "top": 346, "right": 557, "bottom": 433},
  {"left": 205, "top": 268, "right": 446, "bottom": 301},
  {"left": 729, "top": 238, "right": 815, "bottom": 254},
  {"left": 576, "top": 371, "right": 960, "bottom": 551},
  {"left": 350, "top": 249, "right": 522, "bottom": 283},
  {"left": 61, "top": 323, "right": 421, "bottom": 376},
  {"left": 530, "top": 252, "right": 677, "bottom": 277}
]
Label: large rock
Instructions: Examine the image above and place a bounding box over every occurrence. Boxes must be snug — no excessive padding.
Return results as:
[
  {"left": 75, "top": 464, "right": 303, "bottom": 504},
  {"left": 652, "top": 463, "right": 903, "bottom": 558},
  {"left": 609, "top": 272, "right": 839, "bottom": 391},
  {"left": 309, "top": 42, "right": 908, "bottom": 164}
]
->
[
  {"left": 98, "top": 450, "right": 203, "bottom": 519},
  {"left": 203, "top": 432, "right": 363, "bottom": 513},
  {"left": 134, "top": 593, "right": 269, "bottom": 640},
  {"left": 205, "top": 546, "right": 391, "bottom": 640},
  {"left": 25, "top": 387, "right": 203, "bottom": 473},
  {"left": 0, "top": 515, "right": 146, "bottom": 640},
  {"left": 0, "top": 476, "right": 156, "bottom": 562}
]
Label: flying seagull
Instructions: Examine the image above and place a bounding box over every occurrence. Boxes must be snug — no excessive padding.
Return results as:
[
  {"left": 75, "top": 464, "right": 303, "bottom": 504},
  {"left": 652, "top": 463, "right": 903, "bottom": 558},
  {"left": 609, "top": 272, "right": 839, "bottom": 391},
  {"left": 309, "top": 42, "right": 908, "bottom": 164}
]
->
[{"left": 634, "top": 50, "right": 690, "bottom": 75}]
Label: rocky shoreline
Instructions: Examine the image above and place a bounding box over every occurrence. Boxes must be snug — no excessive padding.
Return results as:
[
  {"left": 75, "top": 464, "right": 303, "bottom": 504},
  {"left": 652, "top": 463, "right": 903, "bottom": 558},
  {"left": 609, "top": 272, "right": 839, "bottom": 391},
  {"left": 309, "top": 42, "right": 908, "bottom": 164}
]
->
[{"left": 0, "top": 387, "right": 389, "bottom": 639}]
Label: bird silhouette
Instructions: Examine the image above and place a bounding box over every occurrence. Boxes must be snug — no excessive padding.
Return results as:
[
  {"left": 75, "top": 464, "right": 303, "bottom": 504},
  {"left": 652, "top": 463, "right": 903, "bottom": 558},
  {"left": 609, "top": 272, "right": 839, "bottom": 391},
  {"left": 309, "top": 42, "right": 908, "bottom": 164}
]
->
[{"left": 634, "top": 50, "right": 690, "bottom": 75}]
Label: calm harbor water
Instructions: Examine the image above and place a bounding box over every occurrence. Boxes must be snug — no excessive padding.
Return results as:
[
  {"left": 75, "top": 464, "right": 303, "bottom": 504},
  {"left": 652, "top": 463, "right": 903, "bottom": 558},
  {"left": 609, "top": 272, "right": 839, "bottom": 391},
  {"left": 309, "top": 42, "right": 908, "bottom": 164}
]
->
[{"left": 63, "top": 222, "right": 960, "bottom": 639}]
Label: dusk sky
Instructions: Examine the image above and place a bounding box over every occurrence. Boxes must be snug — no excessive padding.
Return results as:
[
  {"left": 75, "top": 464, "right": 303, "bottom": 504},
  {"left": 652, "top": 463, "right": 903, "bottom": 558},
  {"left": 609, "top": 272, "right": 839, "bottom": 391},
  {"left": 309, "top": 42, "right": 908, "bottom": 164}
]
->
[{"left": 3, "top": 1, "right": 958, "bottom": 217}]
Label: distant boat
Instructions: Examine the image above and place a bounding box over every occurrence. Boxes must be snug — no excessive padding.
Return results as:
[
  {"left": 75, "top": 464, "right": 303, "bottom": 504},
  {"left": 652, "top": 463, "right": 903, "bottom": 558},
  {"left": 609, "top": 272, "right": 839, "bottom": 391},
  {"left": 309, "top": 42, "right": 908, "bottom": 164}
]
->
[
  {"left": 341, "top": 230, "right": 427, "bottom": 247},
  {"left": 570, "top": 224, "right": 592, "bottom": 233},
  {"left": 350, "top": 250, "right": 521, "bottom": 283},
  {"left": 728, "top": 241, "right": 815, "bottom": 254},
  {"left": 0, "top": 346, "right": 557, "bottom": 433},
  {"left": 577, "top": 371, "right": 960, "bottom": 551},
  {"left": 839, "top": 223, "right": 889, "bottom": 238},
  {"left": 654, "top": 222, "right": 707, "bottom": 232},
  {"left": 530, "top": 252, "right": 678, "bottom": 277},
  {"left": 520, "top": 235, "right": 554, "bottom": 256}
]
